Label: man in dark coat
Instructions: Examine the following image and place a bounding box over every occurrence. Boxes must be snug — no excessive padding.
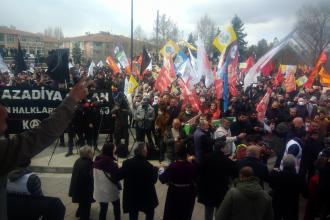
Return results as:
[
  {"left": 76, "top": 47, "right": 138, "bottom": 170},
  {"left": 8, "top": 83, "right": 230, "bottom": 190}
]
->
[
  {"left": 164, "top": 118, "right": 188, "bottom": 162},
  {"left": 230, "top": 112, "right": 249, "bottom": 144},
  {"left": 83, "top": 98, "right": 101, "bottom": 150},
  {"left": 69, "top": 146, "right": 94, "bottom": 220},
  {"left": 167, "top": 97, "right": 180, "bottom": 125},
  {"left": 193, "top": 119, "right": 214, "bottom": 164},
  {"left": 112, "top": 94, "right": 131, "bottom": 157},
  {"left": 301, "top": 131, "right": 325, "bottom": 180},
  {"left": 198, "top": 137, "right": 237, "bottom": 220},
  {"left": 269, "top": 155, "right": 308, "bottom": 220},
  {"left": 119, "top": 142, "right": 159, "bottom": 220},
  {"left": 159, "top": 147, "right": 197, "bottom": 220},
  {"left": 236, "top": 146, "right": 270, "bottom": 186}
]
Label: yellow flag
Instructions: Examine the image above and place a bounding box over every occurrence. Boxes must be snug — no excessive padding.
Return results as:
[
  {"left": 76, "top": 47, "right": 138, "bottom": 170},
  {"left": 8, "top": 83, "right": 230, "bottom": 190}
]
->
[
  {"left": 296, "top": 76, "right": 308, "bottom": 87},
  {"left": 160, "top": 40, "right": 180, "bottom": 57},
  {"left": 319, "top": 66, "right": 330, "bottom": 87},
  {"left": 184, "top": 42, "right": 197, "bottom": 51},
  {"left": 213, "top": 25, "right": 237, "bottom": 52},
  {"left": 128, "top": 75, "right": 138, "bottom": 94}
]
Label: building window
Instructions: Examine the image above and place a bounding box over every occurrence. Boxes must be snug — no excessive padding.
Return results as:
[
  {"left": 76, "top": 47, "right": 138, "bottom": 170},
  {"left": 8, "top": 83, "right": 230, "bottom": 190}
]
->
[
  {"left": 0, "top": 33, "right": 4, "bottom": 42},
  {"left": 94, "top": 42, "right": 102, "bottom": 47},
  {"left": 7, "top": 34, "right": 15, "bottom": 43}
]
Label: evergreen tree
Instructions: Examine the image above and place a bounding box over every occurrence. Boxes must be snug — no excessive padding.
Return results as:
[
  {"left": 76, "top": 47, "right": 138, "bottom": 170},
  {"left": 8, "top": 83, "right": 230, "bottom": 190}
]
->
[
  {"left": 72, "top": 42, "right": 82, "bottom": 64},
  {"left": 187, "top": 33, "right": 194, "bottom": 44},
  {"left": 231, "top": 15, "right": 248, "bottom": 61}
]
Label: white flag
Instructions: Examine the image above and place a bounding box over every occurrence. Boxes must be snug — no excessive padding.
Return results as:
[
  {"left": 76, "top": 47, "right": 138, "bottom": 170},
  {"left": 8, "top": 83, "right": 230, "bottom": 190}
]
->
[
  {"left": 0, "top": 54, "right": 10, "bottom": 73},
  {"left": 146, "top": 60, "right": 152, "bottom": 71},
  {"left": 68, "top": 62, "right": 74, "bottom": 69},
  {"left": 188, "top": 48, "right": 199, "bottom": 85},
  {"left": 124, "top": 77, "right": 129, "bottom": 96},
  {"left": 97, "top": 60, "right": 104, "bottom": 67},
  {"left": 114, "top": 46, "right": 129, "bottom": 68},
  {"left": 244, "top": 31, "right": 294, "bottom": 90},
  {"left": 196, "top": 37, "right": 214, "bottom": 87},
  {"left": 177, "top": 59, "right": 193, "bottom": 83},
  {"left": 88, "top": 61, "right": 96, "bottom": 77}
]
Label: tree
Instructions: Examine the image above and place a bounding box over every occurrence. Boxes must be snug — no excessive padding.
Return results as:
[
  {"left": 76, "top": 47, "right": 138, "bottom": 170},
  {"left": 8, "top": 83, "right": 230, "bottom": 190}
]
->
[
  {"left": 153, "top": 13, "right": 180, "bottom": 45},
  {"left": 231, "top": 15, "right": 248, "bottom": 61},
  {"left": 44, "top": 26, "right": 63, "bottom": 41},
  {"left": 256, "top": 39, "right": 269, "bottom": 60},
  {"left": 134, "top": 25, "right": 146, "bottom": 41},
  {"left": 195, "top": 14, "right": 217, "bottom": 53},
  {"left": 246, "top": 39, "right": 270, "bottom": 60},
  {"left": 296, "top": 1, "right": 330, "bottom": 63},
  {"left": 187, "top": 32, "right": 195, "bottom": 44},
  {"left": 72, "top": 42, "right": 82, "bottom": 64}
]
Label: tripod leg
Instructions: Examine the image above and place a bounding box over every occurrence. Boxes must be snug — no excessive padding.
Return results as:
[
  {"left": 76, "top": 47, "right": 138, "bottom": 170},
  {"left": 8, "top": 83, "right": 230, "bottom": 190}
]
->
[{"left": 48, "top": 138, "right": 60, "bottom": 166}]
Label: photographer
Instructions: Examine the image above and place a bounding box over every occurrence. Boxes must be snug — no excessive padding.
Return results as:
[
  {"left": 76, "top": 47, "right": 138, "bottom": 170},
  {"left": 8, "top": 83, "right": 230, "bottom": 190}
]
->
[
  {"left": 112, "top": 93, "right": 131, "bottom": 157},
  {"left": 134, "top": 95, "right": 156, "bottom": 152},
  {"left": 66, "top": 106, "right": 85, "bottom": 157},
  {"left": 83, "top": 98, "right": 101, "bottom": 151}
]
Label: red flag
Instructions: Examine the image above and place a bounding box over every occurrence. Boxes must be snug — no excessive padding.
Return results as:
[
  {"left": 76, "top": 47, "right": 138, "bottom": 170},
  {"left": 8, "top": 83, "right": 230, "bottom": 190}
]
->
[
  {"left": 284, "top": 71, "right": 296, "bottom": 93},
  {"left": 256, "top": 88, "right": 272, "bottom": 122},
  {"left": 154, "top": 60, "right": 175, "bottom": 94},
  {"left": 106, "top": 56, "right": 120, "bottom": 74},
  {"left": 138, "top": 54, "right": 143, "bottom": 65},
  {"left": 227, "top": 43, "right": 238, "bottom": 97},
  {"left": 178, "top": 79, "right": 201, "bottom": 112},
  {"left": 261, "top": 61, "right": 274, "bottom": 77},
  {"left": 213, "top": 66, "right": 223, "bottom": 99},
  {"left": 242, "top": 56, "right": 255, "bottom": 74},
  {"left": 163, "top": 55, "right": 176, "bottom": 78},
  {"left": 304, "top": 51, "right": 328, "bottom": 88},
  {"left": 274, "top": 66, "right": 284, "bottom": 86}
]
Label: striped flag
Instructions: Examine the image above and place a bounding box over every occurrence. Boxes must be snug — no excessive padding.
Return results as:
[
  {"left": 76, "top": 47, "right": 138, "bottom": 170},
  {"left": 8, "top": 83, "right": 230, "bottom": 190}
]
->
[
  {"left": 256, "top": 88, "right": 272, "bottom": 122},
  {"left": 196, "top": 37, "right": 213, "bottom": 87},
  {"left": 304, "top": 51, "right": 328, "bottom": 88},
  {"left": 106, "top": 56, "right": 120, "bottom": 74},
  {"left": 244, "top": 32, "right": 294, "bottom": 90},
  {"left": 87, "top": 61, "right": 95, "bottom": 77}
]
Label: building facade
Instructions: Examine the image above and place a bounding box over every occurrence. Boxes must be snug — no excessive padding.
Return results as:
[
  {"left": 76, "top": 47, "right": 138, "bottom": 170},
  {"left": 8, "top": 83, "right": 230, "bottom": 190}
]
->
[
  {"left": 0, "top": 26, "right": 59, "bottom": 58},
  {"left": 63, "top": 31, "right": 153, "bottom": 63}
]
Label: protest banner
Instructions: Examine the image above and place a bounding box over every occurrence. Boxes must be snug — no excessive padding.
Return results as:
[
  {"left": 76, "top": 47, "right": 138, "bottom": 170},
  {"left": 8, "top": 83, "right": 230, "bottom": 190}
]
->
[{"left": 0, "top": 86, "right": 114, "bottom": 134}]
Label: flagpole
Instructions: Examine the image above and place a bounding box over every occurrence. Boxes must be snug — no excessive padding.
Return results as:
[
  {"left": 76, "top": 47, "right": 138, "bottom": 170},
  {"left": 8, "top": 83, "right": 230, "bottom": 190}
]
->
[{"left": 130, "top": 0, "right": 133, "bottom": 72}]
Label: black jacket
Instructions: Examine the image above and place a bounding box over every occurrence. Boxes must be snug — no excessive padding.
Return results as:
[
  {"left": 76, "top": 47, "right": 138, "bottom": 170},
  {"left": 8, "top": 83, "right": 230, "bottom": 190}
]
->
[
  {"left": 119, "top": 156, "right": 159, "bottom": 213},
  {"left": 198, "top": 150, "right": 237, "bottom": 207},
  {"left": 269, "top": 168, "right": 308, "bottom": 219},
  {"left": 69, "top": 157, "right": 94, "bottom": 203},
  {"left": 236, "top": 157, "right": 270, "bottom": 185},
  {"left": 164, "top": 127, "right": 188, "bottom": 162}
]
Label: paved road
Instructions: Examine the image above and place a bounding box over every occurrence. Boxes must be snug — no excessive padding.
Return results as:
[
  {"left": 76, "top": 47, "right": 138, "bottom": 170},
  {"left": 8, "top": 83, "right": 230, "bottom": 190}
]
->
[
  {"left": 32, "top": 134, "right": 307, "bottom": 219},
  {"left": 39, "top": 173, "right": 204, "bottom": 220}
]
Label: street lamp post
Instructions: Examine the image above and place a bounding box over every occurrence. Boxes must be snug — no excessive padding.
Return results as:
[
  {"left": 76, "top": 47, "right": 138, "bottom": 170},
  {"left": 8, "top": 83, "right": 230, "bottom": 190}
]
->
[{"left": 130, "top": 0, "right": 133, "bottom": 72}]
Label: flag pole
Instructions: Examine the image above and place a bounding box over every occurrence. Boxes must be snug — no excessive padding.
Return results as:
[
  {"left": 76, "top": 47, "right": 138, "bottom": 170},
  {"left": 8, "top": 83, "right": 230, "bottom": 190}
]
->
[{"left": 130, "top": 0, "right": 134, "bottom": 72}]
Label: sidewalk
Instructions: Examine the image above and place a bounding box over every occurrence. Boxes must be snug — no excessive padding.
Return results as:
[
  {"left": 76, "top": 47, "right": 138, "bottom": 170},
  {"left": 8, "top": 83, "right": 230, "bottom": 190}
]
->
[
  {"left": 30, "top": 134, "right": 162, "bottom": 173},
  {"left": 32, "top": 134, "right": 204, "bottom": 220}
]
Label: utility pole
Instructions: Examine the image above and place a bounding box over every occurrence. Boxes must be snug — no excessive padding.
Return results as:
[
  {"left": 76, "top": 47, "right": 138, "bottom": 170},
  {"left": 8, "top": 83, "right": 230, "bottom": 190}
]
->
[
  {"left": 156, "top": 10, "right": 159, "bottom": 64},
  {"left": 130, "top": 0, "right": 134, "bottom": 72}
]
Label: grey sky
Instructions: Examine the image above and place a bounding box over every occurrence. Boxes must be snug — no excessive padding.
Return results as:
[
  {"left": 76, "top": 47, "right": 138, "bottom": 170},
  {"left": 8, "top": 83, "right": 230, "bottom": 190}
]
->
[{"left": 0, "top": 0, "right": 320, "bottom": 45}]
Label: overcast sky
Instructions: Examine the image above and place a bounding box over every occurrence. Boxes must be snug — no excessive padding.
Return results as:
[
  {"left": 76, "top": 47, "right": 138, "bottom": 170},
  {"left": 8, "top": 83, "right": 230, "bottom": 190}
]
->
[{"left": 0, "top": 0, "right": 322, "bottom": 45}]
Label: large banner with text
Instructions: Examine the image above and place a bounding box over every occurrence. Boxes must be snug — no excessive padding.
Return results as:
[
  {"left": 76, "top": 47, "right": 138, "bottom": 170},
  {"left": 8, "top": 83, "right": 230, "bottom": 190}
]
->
[{"left": 0, "top": 87, "right": 114, "bottom": 134}]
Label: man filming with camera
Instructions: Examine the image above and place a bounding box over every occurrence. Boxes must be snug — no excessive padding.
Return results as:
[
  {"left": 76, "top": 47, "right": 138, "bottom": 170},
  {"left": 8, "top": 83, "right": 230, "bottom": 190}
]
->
[{"left": 134, "top": 95, "right": 156, "bottom": 153}]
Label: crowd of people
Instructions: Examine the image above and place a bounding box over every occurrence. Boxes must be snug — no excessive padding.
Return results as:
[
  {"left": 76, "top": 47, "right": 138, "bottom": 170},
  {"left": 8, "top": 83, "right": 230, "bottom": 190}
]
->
[{"left": 1, "top": 58, "right": 330, "bottom": 220}]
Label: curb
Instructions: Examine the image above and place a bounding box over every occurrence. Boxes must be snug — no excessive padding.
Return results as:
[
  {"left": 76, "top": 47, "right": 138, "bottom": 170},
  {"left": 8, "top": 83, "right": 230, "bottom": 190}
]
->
[{"left": 30, "top": 166, "right": 73, "bottom": 174}]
